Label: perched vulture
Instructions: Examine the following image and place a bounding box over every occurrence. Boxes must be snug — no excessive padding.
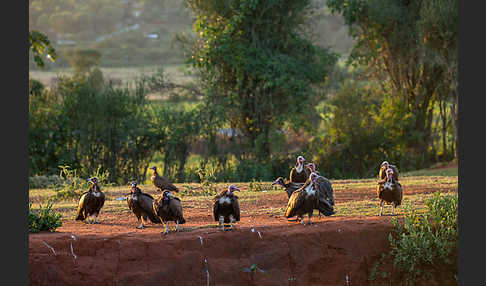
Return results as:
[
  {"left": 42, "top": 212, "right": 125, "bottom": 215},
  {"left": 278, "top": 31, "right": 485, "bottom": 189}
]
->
[
  {"left": 271, "top": 177, "right": 304, "bottom": 198},
  {"left": 213, "top": 185, "right": 240, "bottom": 231},
  {"left": 153, "top": 190, "right": 186, "bottom": 235},
  {"left": 378, "top": 161, "right": 399, "bottom": 183},
  {"left": 75, "top": 177, "right": 105, "bottom": 224},
  {"left": 289, "top": 155, "right": 310, "bottom": 183},
  {"left": 126, "top": 181, "right": 161, "bottom": 229},
  {"left": 305, "top": 164, "right": 336, "bottom": 216},
  {"left": 284, "top": 173, "right": 320, "bottom": 225},
  {"left": 377, "top": 168, "right": 403, "bottom": 216},
  {"left": 150, "top": 166, "right": 179, "bottom": 193}
]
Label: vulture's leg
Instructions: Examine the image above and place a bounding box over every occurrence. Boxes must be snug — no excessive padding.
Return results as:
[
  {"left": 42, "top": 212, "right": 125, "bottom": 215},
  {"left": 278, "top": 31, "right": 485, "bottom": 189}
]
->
[
  {"left": 307, "top": 213, "right": 313, "bottom": 225},
  {"left": 391, "top": 202, "right": 395, "bottom": 216},
  {"left": 379, "top": 201, "right": 384, "bottom": 216},
  {"left": 162, "top": 221, "right": 169, "bottom": 235},
  {"left": 219, "top": 216, "right": 225, "bottom": 232},
  {"left": 86, "top": 216, "right": 91, "bottom": 224},
  {"left": 176, "top": 220, "right": 180, "bottom": 232},
  {"left": 229, "top": 214, "right": 235, "bottom": 230},
  {"left": 94, "top": 214, "right": 99, "bottom": 224},
  {"left": 300, "top": 216, "right": 305, "bottom": 225},
  {"left": 137, "top": 218, "right": 145, "bottom": 229}
]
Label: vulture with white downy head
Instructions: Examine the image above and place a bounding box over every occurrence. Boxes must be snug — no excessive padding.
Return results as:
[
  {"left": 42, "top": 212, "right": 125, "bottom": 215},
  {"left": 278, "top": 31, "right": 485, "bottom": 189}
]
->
[
  {"left": 289, "top": 155, "right": 311, "bottom": 183},
  {"left": 75, "top": 177, "right": 105, "bottom": 224},
  {"left": 271, "top": 177, "right": 303, "bottom": 198},
  {"left": 306, "top": 163, "right": 335, "bottom": 216},
  {"left": 284, "top": 173, "right": 320, "bottom": 225},
  {"left": 378, "top": 161, "right": 399, "bottom": 183},
  {"left": 213, "top": 185, "right": 240, "bottom": 231},
  {"left": 153, "top": 190, "right": 186, "bottom": 235},
  {"left": 126, "top": 181, "right": 161, "bottom": 229},
  {"left": 377, "top": 168, "right": 403, "bottom": 216},
  {"left": 150, "top": 166, "right": 179, "bottom": 193}
]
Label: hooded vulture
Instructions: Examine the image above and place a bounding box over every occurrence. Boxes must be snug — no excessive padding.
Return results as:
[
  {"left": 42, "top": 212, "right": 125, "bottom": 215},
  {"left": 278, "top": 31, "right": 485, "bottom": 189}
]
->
[
  {"left": 378, "top": 161, "right": 399, "bottom": 183},
  {"left": 377, "top": 168, "right": 403, "bottom": 216},
  {"left": 75, "top": 177, "right": 105, "bottom": 224},
  {"left": 213, "top": 185, "right": 240, "bottom": 231},
  {"left": 306, "top": 163, "right": 335, "bottom": 216},
  {"left": 271, "top": 177, "right": 304, "bottom": 198},
  {"left": 150, "top": 166, "right": 179, "bottom": 193},
  {"left": 126, "top": 181, "right": 161, "bottom": 229},
  {"left": 153, "top": 190, "right": 186, "bottom": 235},
  {"left": 289, "top": 155, "right": 310, "bottom": 183},
  {"left": 284, "top": 173, "right": 320, "bottom": 225}
]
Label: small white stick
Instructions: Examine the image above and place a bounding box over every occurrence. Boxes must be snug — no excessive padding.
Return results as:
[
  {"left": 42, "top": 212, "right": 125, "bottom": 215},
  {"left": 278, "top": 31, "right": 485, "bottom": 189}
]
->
[
  {"left": 198, "top": 236, "right": 204, "bottom": 245},
  {"left": 257, "top": 231, "right": 262, "bottom": 239},
  {"left": 42, "top": 241, "right": 56, "bottom": 256},
  {"left": 70, "top": 242, "right": 77, "bottom": 260}
]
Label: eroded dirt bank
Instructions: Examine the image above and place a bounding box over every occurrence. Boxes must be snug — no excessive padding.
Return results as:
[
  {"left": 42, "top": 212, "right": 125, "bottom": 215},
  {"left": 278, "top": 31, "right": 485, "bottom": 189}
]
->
[{"left": 29, "top": 217, "right": 393, "bottom": 286}]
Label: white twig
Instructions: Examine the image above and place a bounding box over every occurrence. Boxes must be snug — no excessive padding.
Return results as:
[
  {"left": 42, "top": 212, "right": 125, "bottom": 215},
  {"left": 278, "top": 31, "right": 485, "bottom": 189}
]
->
[
  {"left": 345, "top": 274, "right": 350, "bottom": 285},
  {"left": 70, "top": 242, "right": 77, "bottom": 260},
  {"left": 71, "top": 234, "right": 77, "bottom": 241},
  {"left": 42, "top": 241, "right": 56, "bottom": 256},
  {"left": 257, "top": 231, "right": 262, "bottom": 239},
  {"left": 198, "top": 235, "right": 204, "bottom": 245},
  {"left": 204, "top": 258, "right": 210, "bottom": 286}
]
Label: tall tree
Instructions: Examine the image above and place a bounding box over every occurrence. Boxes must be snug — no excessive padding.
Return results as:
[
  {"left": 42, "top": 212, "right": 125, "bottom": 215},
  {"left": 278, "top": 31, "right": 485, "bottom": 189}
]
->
[
  {"left": 185, "top": 0, "right": 337, "bottom": 161},
  {"left": 327, "top": 0, "right": 457, "bottom": 167}
]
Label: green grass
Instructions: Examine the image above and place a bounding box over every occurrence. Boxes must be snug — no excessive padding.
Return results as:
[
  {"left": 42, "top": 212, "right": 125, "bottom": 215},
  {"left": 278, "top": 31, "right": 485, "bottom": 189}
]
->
[{"left": 402, "top": 165, "right": 458, "bottom": 177}]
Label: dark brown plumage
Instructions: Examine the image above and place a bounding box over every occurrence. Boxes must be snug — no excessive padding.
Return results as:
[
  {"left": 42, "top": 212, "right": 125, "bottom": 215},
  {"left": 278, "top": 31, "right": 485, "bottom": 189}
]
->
[
  {"left": 377, "top": 168, "right": 403, "bottom": 216},
  {"left": 305, "top": 163, "right": 336, "bottom": 216},
  {"left": 153, "top": 190, "right": 186, "bottom": 235},
  {"left": 150, "top": 166, "right": 179, "bottom": 193},
  {"left": 75, "top": 177, "right": 105, "bottom": 224},
  {"left": 289, "top": 155, "right": 310, "bottom": 183},
  {"left": 213, "top": 185, "right": 240, "bottom": 231},
  {"left": 126, "top": 181, "right": 161, "bottom": 229},
  {"left": 271, "top": 177, "right": 304, "bottom": 198},
  {"left": 285, "top": 176, "right": 319, "bottom": 225}
]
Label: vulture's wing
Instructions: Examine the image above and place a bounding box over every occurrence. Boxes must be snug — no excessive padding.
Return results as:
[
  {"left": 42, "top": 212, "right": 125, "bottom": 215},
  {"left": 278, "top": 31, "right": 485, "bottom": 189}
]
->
[
  {"left": 139, "top": 194, "right": 161, "bottom": 223},
  {"left": 231, "top": 196, "right": 240, "bottom": 221},
  {"left": 316, "top": 176, "right": 334, "bottom": 206},
  {"left": 126, "top": 193, "right": 134, "bottom": 211},
  {"left": 285, "top": 190, "right": 306, "bottom": 218},
  {"left": 169, "top": 197, "right": 185, "bottom": 223},
  {"left": 154, "top": 175, "right": 179, "bottom": 192},
  {"left": 289, "top": 167, "right": 297, "bottom": 182},
  {"left": 286, "top": 182, "right": 303, "bottom": 198},
  {"left": 213, "top": 196, "right": 221, "bottom": 222},
  {"left": 75, "top": 193, "right": 87, "bottom": 220}
]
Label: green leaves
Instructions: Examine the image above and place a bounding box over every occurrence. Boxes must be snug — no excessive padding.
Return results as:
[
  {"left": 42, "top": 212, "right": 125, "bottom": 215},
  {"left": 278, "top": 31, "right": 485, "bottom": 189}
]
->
[{"left": 29, "top": 30, "right": 57, "bottom": 68}]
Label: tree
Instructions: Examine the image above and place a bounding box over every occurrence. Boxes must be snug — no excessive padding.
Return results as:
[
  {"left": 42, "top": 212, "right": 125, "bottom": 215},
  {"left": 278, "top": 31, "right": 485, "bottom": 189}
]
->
[
  {"left": 29, "top": 30, "right": 57, "bottom": 68},
  {"left": 185, "top": 0, "right": 337, "bottom": 162},
  {"left": 327, "top": 0, "right": 457, "bottom": 167}
]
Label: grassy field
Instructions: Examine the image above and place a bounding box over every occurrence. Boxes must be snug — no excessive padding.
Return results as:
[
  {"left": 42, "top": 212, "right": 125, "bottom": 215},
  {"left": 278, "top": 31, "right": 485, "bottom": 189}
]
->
[{"left": 29, "top": 164, "right": 458, "bottom": 223}]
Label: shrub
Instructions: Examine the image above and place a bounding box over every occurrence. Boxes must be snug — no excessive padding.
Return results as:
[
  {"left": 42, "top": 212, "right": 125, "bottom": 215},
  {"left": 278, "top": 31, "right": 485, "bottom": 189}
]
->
[
  {"left": 370, "top": 192, "right": 458, "bottom": 285},
  {"left": 29, "top": 175, "right": 64, "bottom": 189},
  {"left": 29, "top": 200, "right": 63, "bottom": 233}
]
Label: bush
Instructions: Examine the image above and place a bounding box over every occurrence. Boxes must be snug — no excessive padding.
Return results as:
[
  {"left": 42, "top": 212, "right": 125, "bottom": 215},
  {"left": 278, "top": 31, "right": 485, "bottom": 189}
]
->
[
  {"left": 29, "top": 200, "right": 63, "bottom": 233},
  {"left": 29, "top": 175, "right": 64, "bottom": 189},
  {"left": 370, "top": 192, "right": 458, "bottom": 285}
]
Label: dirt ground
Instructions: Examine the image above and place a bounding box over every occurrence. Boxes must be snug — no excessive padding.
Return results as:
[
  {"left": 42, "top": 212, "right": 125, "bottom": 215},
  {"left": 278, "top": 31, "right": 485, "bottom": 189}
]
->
[{"left": 29, "top": 182, "right": 457, "bottom": 286}]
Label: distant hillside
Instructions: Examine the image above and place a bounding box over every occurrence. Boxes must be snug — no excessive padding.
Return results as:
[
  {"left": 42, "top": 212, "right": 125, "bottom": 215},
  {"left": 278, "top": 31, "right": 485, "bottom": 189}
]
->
[{"left": 29, "top": 0, "right": 353, "bottom": 69}]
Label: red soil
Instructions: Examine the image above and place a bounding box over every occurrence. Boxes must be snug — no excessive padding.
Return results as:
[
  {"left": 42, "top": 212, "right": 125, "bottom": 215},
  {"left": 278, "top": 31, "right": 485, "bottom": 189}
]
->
[{"left": 29, "top": 183, "right": 457, "bottom": 286}]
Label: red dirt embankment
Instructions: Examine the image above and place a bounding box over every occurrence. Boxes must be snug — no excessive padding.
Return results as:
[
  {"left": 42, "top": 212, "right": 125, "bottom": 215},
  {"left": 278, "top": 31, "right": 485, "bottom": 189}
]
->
[{"left": 29, "top": 217, "right": 393, "bottom": 286}]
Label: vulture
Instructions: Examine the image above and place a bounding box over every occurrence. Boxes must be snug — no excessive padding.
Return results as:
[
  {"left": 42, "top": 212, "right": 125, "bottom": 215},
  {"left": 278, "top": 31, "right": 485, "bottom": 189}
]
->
[
  {"left": 378, "top": 161, "right": 399, "bottom": 183},
  {"left": 305, "top": 163, "right": 336, "bottom": 216},
  {"left": 213, "top": 185, "right": 240, "bottom": 231},
  {"left": 150, "top": 166, "right": 179, "bottom": 193},
  {"left": 126, "top": 181, "right": 161, "bottom": 229},
  {"left": 284, "top": 173, "right": 320, "bottom": 225},
  {"left": 75, "top": 177, "right": 105, "bottom": 224},
  {"left": 377, "top": 168, "right": 403, "bottom": 216},
  {"left": 271, "top": 177, "right": 303, "bottom": 198},
  {"left": 153, "top": 190, "right": 186, "bottom": 235},
  {"left": 289, "top": 155, "right": 310, "bottom": 183}
]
